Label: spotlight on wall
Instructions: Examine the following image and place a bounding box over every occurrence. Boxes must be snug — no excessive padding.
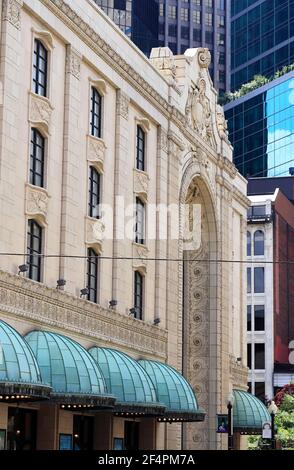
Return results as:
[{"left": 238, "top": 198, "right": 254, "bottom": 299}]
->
[
  {"left": 56, "top": 279, "right": 66, "bottom": 289},
  {"left": 109, "top": 300, "right": 118, "bottom": 308},
  {"left": 154, "top": 318, "right": 161, "bottom": 326},
  {"left": 80, "top": 288, "right": 89, "bottom": 298},
  {"left": 129, "top": 307, "right": 137, "bottom": 317},
  {"left": 18, "top": 264, "right": 28, "bottom": 275}
]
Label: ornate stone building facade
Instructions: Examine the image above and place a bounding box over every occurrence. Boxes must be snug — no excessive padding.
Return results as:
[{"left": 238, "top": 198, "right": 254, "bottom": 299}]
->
[{"left": 0, "top": 0, "right": 249, "bottom": 450}]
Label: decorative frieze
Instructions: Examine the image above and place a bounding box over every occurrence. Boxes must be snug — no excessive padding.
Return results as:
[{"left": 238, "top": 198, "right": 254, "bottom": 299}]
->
[
  {"left": 0, "top": 270, "right": 167, "bottom": 359},
  {"left": 2, "top": 0, "right": 23, "bottom": 30},
  {"left": 25, "top": 184, "right": 50, "bottom": 225},
  {"left": 29, "top": 92, "right": 53, "bottom": 134},
  {"left": 229, "top": 356, "right": 249, "bottom": 391},
  {"left": 87, "top": 135, "right": 106, "bottom": 172}
]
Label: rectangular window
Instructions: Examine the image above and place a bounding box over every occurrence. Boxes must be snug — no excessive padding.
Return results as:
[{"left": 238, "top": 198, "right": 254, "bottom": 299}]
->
[
  {"left": 134, "top": 271, "right": 144, "bottom": 320},
  {"left": 206, "top": 0, "right": 212, "bottom": 8},
  {"left": 135, "top": 198, "right": 145, "bottom": 245},
  {"left": 205, "top": 13, "right": 213, "bottom": 26},
  {"left": 193, "top": 11, "right": 201, "bottom": 24},
  {"left": 218, "top": 33, "right": 225, "bottom": 46},
  {"left": 181, "top": 8, "right": 189, "bottom": 22},
  {"left": 254, "top": 267, "right": 264, "bottom": 293},
  {"left": 90, "top": 87, "right": 102, "bottom": 138},
  {"left": 33, "top": 39, "right": 48, "bottom": 97},
  {"left": 255, "top": 382, "right": 265, "bottom": 402},
  {"left": 219, "top": 52, "right": 226, "bottom": 65},
  {"left": 247, "top": 343, "right": 252, "bottom": 369},
  {"left": 30, "top": 129, "right": 45, "bottom": 188},
  {"left": 255, "top": 344, "right": 265, "bottom": 369},
  {"left": 181, "top": 26, "right": 189, "bottom": 40},
  {"left": 247, "top": 305, "right": 252, "bottom": 331},
  {"left": 159, "top": 3, "right": 164, "bottom": 16},
  {"left": 27, "top": 220, "right": 42, "bottom": 282},
  {"left": 219, "top": 70, "right": 226, "bottom": 83},
  {"left": 247, "top": 267, "right": 251, "bottom": 294},
  {"left": 136, "top": 126, "right": 145, "bottom": 171},
  {"left": 254, "top": 305, "right": 265, "bottom": 331},
  {"left": 87, "top": 248, "right": 99, "bottom": 303},
  {"left": 88, "top": 166, "right": 101, "bottom": 218},
  {"left": 219, "top": 15, "right": 225, "bottom": 27},
  {"left": 168, "top": 5, "right": 177, "bottom": 19}
]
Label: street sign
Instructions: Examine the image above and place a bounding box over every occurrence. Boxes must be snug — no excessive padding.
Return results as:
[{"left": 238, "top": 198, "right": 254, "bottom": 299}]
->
[{"left": 262, "top": 421, "right": 272, "bottom": 439}]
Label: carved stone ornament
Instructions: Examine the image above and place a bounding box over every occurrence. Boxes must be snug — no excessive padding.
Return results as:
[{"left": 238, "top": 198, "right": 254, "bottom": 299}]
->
[
  {"left": 25, "top": 184, "right": 49, "bottom": 224},
  {"left": 185, "top": 79, "right": 215, "bottom": 148},
  {"left": 66, "top": 48, "right": 81, "bottom": 80},
  {"left": 133, "top": 169, "right": 149, "bottom": 200},
  {"left": 29, "top": 93, "right": 53, "bottom": 134},
  {"left": 133, "top": 243, "right": 149, "bottom": 270},
  {"left": 2, "top": 0, "right": 22, "bottom": 30},
  {"left": 198, "top": 48, "right": 211, "bottom": 69},
  {"left": 87, "top": 135, "right": 107, "bottom": 172},
  {"left": 116, "top": 90, "right": 130, "bottom": 120},
  {"left": 86, "top": 217, "right": 105, "bottom": 248},
  {"left": 216, "top": 105, "right": 229, "bottom": 141},
  {"left": 149, "top": 47, "right": 176, "bottom": 82},
  {"left": 160, "top": 129, "right": 168, "bottom": 153}
]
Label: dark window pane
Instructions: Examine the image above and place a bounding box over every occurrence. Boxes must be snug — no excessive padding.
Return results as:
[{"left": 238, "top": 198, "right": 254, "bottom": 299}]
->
[
  {"left": 254, "top": 230, "right": 264, "bottom": 256},
  {"left": 33, "top": 39, "right": 48, "bottom": 97},
  {"left": 90, "top": 87, "right": 102, "bottom": 138},
  {"left": 30, "top": 128, "right": 45, "bottom": 187},
  {"left": 254, "top": 267, "right": 264, "bottom": 293},
  {"left": 135, "top": 198, "right": 145, "bottom": 244},
  {"left": 134, "top": 271, "right": 143, "bottom": 320},
  {"left": 87, "top": 248, "right": 99, "bottom": 303},
  {"left": 247, "top": 305, "right": 252, "bottom": 331},
  {"left": 247, "top": 267, "right": 251, "bottom": 293},
  {"left": 247, "top": 231, "right": 251, "bottom": 256},
  {"left": 88, "top": 166, "right": 101, "bottom": 218},
  {"left": 136, "top": 126, "right": 145, "bottom": 171},
  {"left": 255, "top": 382, "right": 265, "bottom": 402},
  {"left": 255, "top": 344, "right": 265, "bottom": 369},
  {"left": 247, "top": 343, "right": 252, "bottom": 369},
  {"left": 254, "top": 305, "right": 265, "bottom": 331},
  {"left": 27, "top": 219, "right": 42, "bottom": 282}
]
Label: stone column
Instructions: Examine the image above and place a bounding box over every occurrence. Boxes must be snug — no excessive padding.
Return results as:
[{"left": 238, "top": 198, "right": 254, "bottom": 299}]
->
[{"left": 59, "top": 45, "right": 82, "bottom": 293}]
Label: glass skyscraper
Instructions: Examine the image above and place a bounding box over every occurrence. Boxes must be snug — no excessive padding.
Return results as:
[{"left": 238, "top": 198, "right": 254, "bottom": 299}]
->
[
  {"left": 93, "top": 0, "right": 159, "bottom": 55},
  {"left": 231, "top": 0, "right": 294, "bottom": 92},
  {"left": 93, "top": 0, "right": 230, "bottom": 94},
  {"left": 225, "top": 71, "right": 294, "bottom": 178}
]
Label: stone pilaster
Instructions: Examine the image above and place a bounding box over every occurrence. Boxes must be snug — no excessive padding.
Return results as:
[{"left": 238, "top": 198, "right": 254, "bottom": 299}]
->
[{"left": 59, "top": 45, "right": 83, "bottom": 292}]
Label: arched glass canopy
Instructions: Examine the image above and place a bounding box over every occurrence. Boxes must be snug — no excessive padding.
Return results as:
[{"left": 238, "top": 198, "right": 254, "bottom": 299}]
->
[
  {"left": 25, "top": 330, "right": 115, "bottom": 407},
  {"left": 89, "top": 347, "right": 165, "bottom": 415},
  {"left": 0, "top": 320, "right": 51, "bottom": 401},
  {"left": 233, "top": 390, "right": 271, "bottom": 434},
  {"left": 138, "top": 360, "right": 205, "bottom": 422}
]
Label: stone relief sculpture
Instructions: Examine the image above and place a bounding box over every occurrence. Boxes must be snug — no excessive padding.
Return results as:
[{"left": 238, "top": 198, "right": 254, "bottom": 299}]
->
[
  {"left": 186, "top": 79, "right": 214, "bottom": 147},
  {"left": 216, "top": 104, "right": 229, "bottom": 141}
]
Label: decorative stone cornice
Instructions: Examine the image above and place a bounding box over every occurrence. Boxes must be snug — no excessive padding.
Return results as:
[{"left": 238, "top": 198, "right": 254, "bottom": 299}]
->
[
  {"left": 232, "top": 187, "right": 251, "bottom": 209},
  {"left": 2, "top": 0, "right": 23, "bottom": 30},
  {"left": 0, "top": 270, "right": 167, "bottom": 359}
]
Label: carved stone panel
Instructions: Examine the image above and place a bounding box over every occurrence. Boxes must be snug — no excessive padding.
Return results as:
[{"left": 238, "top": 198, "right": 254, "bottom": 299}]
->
[
  {"left": 25, "top": 184, "right": 49, "bottom": 224},
  {"left": 116, "top": 90, "right": 130, "bottom": 120},
  {"left": 29, "top": 93, "right": 53, "bottom": 134},
  {"left": 132, "top": 243, "right": 149, "bottom": 271},
  {"left": 2, "top": 0, "right": 22, "bottom": 30},
  {"left": 66, "top": 47, "right": 81, "bottom": 80},
  {"left": 133, "top": 169, "right": 149, "bottom": 200},
  {"left": 87, "top": 135, "right": 106, "bottom": 172},
  {"left": 85, "top": 216, "right": 105, "bottom": 250}
]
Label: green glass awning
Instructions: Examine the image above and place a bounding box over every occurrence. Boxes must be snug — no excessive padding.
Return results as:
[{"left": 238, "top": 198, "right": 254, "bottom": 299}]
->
[
  {"left": 25, "top": 330, "right": 115, "bottom": 407},
  {"left": 89, "top": 347, "right": 165, "bottom": 415},
  {"left": 138, "top": 360, "right": 205, "bottom": 422},
  {"left": 233, "top": 390, "right": 271, "bottom": 434},
  {"left": 0, "top": 320, "right": 51, "bottom": 401}
]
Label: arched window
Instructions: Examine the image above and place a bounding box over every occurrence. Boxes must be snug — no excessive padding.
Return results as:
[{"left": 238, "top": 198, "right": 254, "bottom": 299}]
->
[
  {"left": 33, "top": 39, "right": 48, "bottom": 97},
  {"left": 247, "top": 231, "right": 251, "bottom": 256},
  {"left": 27, "top": 219, "right": 43, "bottom": 282},
  {"left": 134, "top": 271, "right": 144, "bottom": 320},
  {"left": 30, "top": 128, "right": 45, "bottom": 187},
  {"left": 254, "top": 230, "right": 264, "bottom": 256},
  {"left": 90, "top": 87, "right": 102, "bottom": 138},
  {"left": 88, "top": 166, "right": 101, "bottom": 218},
  {"left": 87, "top": 248, "right": 99, "bottom": 303},
  {"left": 136, "top": 125, "right": 145, "bottom": 171}
]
